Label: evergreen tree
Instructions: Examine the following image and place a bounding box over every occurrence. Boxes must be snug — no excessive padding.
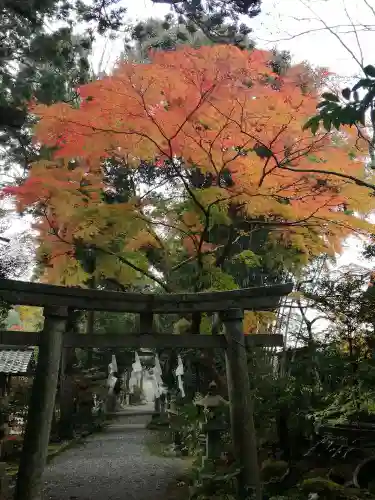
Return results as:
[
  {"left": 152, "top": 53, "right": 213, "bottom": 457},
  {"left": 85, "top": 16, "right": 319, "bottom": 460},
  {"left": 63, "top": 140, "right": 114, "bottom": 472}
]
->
[{"left": 152, "top": 0, "right": 261, "bottom": 45}]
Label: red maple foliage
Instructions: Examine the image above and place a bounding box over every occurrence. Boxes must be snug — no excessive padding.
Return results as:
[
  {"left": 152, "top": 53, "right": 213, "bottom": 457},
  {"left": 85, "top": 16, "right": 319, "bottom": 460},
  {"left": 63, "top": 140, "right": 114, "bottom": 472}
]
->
[{"left": 3, "top": 45, "right": 375, "bottom": 286}]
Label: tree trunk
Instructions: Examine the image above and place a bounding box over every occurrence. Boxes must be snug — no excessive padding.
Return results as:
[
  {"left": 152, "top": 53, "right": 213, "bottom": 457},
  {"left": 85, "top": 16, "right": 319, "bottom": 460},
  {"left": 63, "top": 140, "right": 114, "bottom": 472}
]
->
[{"left": 14, "top": 306, "right": 67, "bottom": 500}]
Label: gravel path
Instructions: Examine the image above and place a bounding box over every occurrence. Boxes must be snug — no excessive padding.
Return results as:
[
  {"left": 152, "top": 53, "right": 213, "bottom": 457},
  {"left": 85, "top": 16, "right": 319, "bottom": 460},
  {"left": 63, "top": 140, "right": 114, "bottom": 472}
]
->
[{"left": 42, "top": 411, "right": 186, "bottom": 500}]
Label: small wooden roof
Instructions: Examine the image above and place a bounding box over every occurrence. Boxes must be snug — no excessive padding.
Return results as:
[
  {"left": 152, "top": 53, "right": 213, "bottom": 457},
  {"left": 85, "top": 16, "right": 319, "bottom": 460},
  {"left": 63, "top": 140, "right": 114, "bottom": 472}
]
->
[{"left": 0, "top": 346, "right": 34, "bottom": 374}]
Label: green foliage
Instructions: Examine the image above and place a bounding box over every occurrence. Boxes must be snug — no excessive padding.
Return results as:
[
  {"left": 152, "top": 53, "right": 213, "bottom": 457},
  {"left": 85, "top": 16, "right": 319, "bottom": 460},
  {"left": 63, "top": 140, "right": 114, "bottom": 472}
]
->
[
  {"left": 203, "top": 266, "right": 238, "bottom": 292},
  {"left": 170, "top": 402, "right": 206, "bottom": 456},
  {"left": 200, "top": 314, "right": 213, "bottom": 335},
  {"left": 190, "top": 458, "right": 239, "bottom": 500},
  {"left": 94, "top": 312, "right": 137, "bottom": 335},
  {"left": 0, "top": 0, "right": 128, "bottom": 186},
  {"left": 0, "top": 299, "right": 10, "bottom": 329},
  {"left": 261, "top": 460, "right": 289, "bottom": 483},
  {"left": 124, "top": 1, "right": 258, "bottom": 56},
  {"left": 313, "top": 387, "right": 375, "bottom": 425},
  {"left": 304, "top": 64, "right": 375, "bottom": 134},
  {"left": 232, "top": 249, "right": 260, "bottom": 268}
]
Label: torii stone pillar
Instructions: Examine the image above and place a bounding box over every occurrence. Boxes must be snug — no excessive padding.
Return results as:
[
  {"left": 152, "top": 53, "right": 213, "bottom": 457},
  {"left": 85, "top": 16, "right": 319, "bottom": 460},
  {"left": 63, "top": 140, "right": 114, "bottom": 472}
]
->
[
  {"left": 220, "top": 309, "right": 261, "bottom": 500},
  {"left": 15, "top": 306, "right": 68, "bottom": 500}
]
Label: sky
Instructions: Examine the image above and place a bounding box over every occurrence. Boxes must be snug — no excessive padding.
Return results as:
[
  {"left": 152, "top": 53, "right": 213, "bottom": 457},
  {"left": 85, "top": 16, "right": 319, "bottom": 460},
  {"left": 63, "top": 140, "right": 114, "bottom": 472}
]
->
[{"left": 3, "top": 0, "right": 375, "bottom": 272}]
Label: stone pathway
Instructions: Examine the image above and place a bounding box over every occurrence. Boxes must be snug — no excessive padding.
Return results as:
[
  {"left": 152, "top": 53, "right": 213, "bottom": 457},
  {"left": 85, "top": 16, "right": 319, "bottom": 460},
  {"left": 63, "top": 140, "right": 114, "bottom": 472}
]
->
[{"left": 43, "top": 404, "right": 186, "bottom": 500}]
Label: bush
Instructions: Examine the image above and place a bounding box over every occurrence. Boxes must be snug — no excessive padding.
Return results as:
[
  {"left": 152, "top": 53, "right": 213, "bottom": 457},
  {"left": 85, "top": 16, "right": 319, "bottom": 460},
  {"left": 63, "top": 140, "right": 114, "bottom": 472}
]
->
[
  {"left": 261, "top": 459, "right": 289, "bottom": 483},
  {"left": 2, "top": 435, "right": 23, "bottom": 460}
]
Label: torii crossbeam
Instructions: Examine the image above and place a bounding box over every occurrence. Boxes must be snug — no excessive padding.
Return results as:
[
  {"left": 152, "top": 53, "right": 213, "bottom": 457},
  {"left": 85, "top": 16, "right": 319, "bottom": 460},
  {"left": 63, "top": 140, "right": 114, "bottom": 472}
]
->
[{"left": 0, "top": 278, "right": 293, "bottom": 500}]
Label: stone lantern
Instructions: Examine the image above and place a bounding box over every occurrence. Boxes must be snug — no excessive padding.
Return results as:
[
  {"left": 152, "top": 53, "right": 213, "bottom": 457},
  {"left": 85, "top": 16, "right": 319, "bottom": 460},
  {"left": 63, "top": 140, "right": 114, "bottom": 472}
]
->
[{"left": 195, "top": 381, "right": 229, "bottom": 465}]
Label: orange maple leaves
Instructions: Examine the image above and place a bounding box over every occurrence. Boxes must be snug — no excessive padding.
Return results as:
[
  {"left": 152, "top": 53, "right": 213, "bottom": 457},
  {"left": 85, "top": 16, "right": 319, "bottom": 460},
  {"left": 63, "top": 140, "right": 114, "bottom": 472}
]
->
[{"left": 3, "top": 44, "right": 375, "bottom": 284}]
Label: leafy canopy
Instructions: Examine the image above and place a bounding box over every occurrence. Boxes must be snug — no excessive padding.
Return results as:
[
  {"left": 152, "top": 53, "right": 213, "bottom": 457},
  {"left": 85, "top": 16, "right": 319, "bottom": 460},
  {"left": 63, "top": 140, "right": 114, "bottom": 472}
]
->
[{"left": 3, "top": 45, "right": 375, "bottom": 288}]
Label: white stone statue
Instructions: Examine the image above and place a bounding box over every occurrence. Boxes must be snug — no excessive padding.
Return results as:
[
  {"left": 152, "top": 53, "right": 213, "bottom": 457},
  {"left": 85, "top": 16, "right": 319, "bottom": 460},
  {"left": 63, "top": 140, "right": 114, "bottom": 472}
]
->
[
  {"left": 175, "top": 355, "right": 185, "bottom": 398},
  {"left": 151, "top": 354, "right": 164, "bottom": 398},
  {"left": 107, "top": 354, "right": 118, "bottom": 395},
  {"left": 129, "top": 351, "right": 142, "bottom": 394},
  {"left": 106, "top": 354, "right": 119, "bottom": 412}
]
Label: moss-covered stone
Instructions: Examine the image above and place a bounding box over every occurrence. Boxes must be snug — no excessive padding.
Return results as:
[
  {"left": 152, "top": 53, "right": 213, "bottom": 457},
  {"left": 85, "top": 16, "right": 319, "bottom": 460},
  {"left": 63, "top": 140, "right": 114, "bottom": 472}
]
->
[{"left": 301, "top": 477, "right": 344, "bottom": 499}]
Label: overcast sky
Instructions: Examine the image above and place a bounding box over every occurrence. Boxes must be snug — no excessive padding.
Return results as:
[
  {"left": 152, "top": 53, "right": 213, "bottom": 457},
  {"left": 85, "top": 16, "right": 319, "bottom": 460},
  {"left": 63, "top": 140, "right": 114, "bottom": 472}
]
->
[{"left": 4, "top": 0, "right": 375, "bottom": 270}]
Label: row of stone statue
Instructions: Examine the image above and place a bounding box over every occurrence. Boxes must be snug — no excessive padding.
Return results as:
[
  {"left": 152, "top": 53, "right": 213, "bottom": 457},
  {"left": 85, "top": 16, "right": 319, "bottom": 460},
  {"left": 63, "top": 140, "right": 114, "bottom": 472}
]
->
[{"left": 105, "top": 352, "right": 185, "bottom": 412}]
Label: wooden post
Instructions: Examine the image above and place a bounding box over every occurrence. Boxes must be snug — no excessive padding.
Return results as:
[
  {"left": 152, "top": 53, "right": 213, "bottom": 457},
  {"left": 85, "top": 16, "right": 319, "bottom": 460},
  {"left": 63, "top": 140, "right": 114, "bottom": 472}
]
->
[
  {"left": 220, "top": 309, "right": 261, "bottom": 500},
  {"left": 139, "top": 312, "right": 154, "bottom": 334},
  {"left": 14, "top": 306, "right": 68, "bottom": 500}
]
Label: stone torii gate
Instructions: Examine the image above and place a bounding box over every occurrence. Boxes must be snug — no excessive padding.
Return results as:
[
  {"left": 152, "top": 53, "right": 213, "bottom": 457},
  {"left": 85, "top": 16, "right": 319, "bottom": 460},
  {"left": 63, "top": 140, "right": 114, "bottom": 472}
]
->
[{"left": 0, "top": 279, "right": 292, "bottom": 500}]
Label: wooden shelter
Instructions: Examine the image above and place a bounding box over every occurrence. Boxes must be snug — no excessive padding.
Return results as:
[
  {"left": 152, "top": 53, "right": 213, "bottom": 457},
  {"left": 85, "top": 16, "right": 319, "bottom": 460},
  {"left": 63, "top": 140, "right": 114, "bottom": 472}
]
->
[
  {"left": 0, "top": 278, "right": 293, "bottom": 500},
  {"left": 0, "top": 346, "right": 34, "bottom": 397}
]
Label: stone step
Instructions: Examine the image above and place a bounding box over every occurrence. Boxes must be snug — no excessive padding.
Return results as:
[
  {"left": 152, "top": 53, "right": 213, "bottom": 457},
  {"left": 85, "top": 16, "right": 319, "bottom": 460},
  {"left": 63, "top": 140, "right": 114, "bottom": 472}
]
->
[
  {"left": 104, "top": 423, "right": 148, "bottom": 432},
  {"left": 107, "top": 410, "right": 155, "bottom": 417}
]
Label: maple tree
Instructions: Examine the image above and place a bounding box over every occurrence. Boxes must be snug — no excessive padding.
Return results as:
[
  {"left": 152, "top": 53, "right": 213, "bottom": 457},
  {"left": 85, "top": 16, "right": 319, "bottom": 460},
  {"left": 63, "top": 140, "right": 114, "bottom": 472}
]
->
[{"left": 3, "top": 45, "right": 375, "bottom": 303}]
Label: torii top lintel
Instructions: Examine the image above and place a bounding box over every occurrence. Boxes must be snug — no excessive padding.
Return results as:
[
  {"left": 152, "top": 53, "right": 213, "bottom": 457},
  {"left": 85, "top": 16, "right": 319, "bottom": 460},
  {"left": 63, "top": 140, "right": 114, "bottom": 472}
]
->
[{"left": 0, "top": 279, "right": 293, "bottom": 314}]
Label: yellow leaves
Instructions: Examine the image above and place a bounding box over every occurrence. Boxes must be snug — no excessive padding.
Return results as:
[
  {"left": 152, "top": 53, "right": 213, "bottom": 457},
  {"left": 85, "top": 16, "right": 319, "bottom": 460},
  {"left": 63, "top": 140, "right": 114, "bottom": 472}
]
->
[
  {"left": 243, "top": 311, "right": 276, "bottom": 334},
  {"left": 73, "top": 218, "right": 101, "bottom": 241},
  {"left": 43, "top": 255, "right": 91, "bottom": 286},
  {"left": 16, "top": 306, "right": 44, "bottom": 332},
  {"left": 95, "top": 253, "right": 138, "bottom": 285},
  {"left": 194, "top": 186, "right": 232, "bottom": 211},
  {"left": 124, "top": 229, "right": 161, "bottom": 251},
  {"left": 181, "top": 210, "right": 200, "bottom": 228}
]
